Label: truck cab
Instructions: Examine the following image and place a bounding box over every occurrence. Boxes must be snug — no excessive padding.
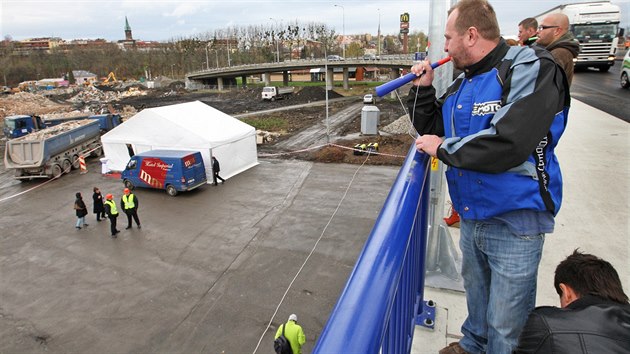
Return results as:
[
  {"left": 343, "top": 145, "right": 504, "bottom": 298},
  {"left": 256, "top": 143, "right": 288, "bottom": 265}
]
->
[
  {"left": 3, "top": 115, "right": 45, "bottom": 139},
  {"left": 88, "top": 114, "right": 122, "bottom": 133}
]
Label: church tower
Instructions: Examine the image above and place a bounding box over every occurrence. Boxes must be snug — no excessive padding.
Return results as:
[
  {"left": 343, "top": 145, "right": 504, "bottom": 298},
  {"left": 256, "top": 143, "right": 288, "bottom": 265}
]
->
[{"left": 124, "top": 16, "right": 133, "bottom": 41}]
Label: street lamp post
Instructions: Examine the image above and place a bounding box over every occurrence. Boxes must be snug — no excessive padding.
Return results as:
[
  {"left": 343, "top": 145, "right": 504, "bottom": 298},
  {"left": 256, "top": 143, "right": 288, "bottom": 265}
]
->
[
  {"left": 310, "top": 40, "right": 330, "bottom": 144},
  {"left": 325, "top": 46, "right": 329, "bottom": 143},
  {"left": 377, "top": 8, "right": 381, "bottom": 57},
  {"left": 334, "top": 4, "right": 345, "bottom": 58},
  {"left": 205, "top": 44, "right": 210, "bottom": 70},
  {"left": 270, "top": 17, "right": 281, "bottom": 63}
]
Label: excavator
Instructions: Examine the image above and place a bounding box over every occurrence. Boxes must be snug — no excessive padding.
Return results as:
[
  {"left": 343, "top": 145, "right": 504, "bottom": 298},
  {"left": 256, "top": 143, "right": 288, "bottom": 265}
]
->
[{"left": 102, "top": 72, "right": 117, "bottom": 84}]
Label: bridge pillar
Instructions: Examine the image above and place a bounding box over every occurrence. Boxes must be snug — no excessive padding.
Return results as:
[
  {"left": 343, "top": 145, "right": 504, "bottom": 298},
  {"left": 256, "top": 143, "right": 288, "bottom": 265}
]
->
[
  {"left": 217, "top": 77, "right": 224, "bottom": 91},
  {"left": 263, "top": 73, "right": 271, "bottom": 86},
  {"left": 343, "top": 67, "right": 349, "bottom": 90},
  {"left": 390, "top": 69, "right": 399, "bottom": 99},
  {"left": 326, "top": 67, "right": 334, "bottom": 90},
  {"left": 241, "top": 75, "right": 247, "bottom": 88},
  {"left": 282, "top": 71, "right": 289, "bottom": 86}
]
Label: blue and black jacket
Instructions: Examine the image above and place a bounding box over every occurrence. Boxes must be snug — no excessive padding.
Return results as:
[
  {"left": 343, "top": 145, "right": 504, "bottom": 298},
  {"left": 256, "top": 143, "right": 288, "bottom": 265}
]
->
[{"left": 407, "top": 40, "right": 570, "bottom": 220}]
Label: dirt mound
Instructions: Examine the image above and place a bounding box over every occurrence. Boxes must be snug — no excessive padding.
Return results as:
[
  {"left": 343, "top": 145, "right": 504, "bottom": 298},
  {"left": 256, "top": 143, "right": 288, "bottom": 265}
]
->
[
  {"left": 293, "top": 86, "right": 344, "bottom": 102},
  {"left": 279, "top": 134, "right": 413, "bottom": 166}
]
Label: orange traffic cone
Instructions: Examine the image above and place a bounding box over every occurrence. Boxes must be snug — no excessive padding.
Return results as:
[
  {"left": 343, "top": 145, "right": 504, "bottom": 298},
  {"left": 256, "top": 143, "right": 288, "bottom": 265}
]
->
[{"left": 444, "top": 204, "right": 460, "bottom": 228}]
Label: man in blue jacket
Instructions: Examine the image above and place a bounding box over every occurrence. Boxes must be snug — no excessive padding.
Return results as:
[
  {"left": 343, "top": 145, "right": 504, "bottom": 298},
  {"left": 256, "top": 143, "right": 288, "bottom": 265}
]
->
[{"left": 407, "top": 0, "right": 570, "bottom": 353}]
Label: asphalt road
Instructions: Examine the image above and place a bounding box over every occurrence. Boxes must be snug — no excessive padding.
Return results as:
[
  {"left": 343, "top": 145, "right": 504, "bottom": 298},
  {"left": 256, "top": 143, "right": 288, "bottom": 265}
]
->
[
  {"left": 571, "top": 55, "right": 630, "bottom": 123},
  {"left": 0, "top": 157, "right": 400, "bottom": 353}
]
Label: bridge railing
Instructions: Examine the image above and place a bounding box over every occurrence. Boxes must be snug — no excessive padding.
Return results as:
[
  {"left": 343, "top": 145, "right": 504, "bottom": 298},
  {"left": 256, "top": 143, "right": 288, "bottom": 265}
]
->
[{"left": 313, "top": 144, "right": 431, "bottom": 354}]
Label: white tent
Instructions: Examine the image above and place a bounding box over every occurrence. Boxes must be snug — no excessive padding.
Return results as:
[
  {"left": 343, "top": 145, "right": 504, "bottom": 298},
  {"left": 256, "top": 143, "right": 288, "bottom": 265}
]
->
[{"left": 101, "top": 100, "right": 258, "bottom": 183}]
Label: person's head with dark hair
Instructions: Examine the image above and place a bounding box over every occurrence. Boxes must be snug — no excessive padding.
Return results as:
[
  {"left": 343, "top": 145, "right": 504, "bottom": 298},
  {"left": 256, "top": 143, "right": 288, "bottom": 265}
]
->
[
  {"left": 518, "top": 17, "right": 538, "bottom": 45},
  {"left": 554, "top": 249, "right": 629, "bottom": 307},
  {"left": 444, "top": 0, "right": 501, "bottom": 70}
]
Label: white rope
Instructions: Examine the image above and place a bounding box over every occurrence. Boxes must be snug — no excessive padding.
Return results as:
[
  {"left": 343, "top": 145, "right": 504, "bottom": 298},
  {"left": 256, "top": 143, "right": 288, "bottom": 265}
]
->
[{"left": 251, "top": 152, "right": 374, "bottom": 354}]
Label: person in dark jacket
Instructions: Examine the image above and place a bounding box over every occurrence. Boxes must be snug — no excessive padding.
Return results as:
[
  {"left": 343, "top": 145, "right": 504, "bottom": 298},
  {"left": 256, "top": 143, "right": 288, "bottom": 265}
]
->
[
  {"left": 212, "top": 156, "right": 225, "bottom": 185},
  {"left": 104, "top": 193, "right": 120, "bottom": 238},
  {"left": 514, "top": 250, "right": 630, "bottom": 353},
  {"left": 518, "top": 17, "right": 538, "bottom": 46},
  {"left": 121, "top": 188, "right": 141, "bottom": 229},
  {"left": 536, "top": 13, "right": 580, "bottom": 86},
  {"left": 92, "top": 187, "right": 106, "bottom": 221},
  {"left": 408, "top": 1, "right": 570, "bottom": 353},
  {"left": 74, "top": 192, "right": 89, "bottom": 229}
]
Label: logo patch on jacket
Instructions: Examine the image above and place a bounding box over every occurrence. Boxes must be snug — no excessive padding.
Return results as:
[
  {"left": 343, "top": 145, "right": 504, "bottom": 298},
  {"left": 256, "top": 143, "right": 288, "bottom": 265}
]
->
[{"left": 472, "top": 100, "right": 501, "bottom": 116}]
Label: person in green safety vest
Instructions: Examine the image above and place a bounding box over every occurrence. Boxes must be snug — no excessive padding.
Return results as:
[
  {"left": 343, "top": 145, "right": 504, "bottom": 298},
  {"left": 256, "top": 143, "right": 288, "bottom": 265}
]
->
[
  {"left": 121, "top": 188, "right": 141, "bottom": 230},
  {"left": 104, "top": 193, "right": 120, "bottom": 238},
  {"left": 275, "top": 314, "right": 306, "bottom": 354}
]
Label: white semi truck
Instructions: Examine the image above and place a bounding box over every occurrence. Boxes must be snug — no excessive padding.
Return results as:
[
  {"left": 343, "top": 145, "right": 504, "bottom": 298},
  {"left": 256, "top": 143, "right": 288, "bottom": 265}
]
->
[{"left": 535, "top": 1, "right": 622, "bottom": 72}]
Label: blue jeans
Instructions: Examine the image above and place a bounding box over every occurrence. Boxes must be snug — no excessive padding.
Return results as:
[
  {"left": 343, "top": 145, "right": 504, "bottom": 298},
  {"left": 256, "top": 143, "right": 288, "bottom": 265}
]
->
[
  {"left": 458, "top": 219, "right": 545, "bottom": 354},
  {"left": 76, "top": 216, "right": 85, "bottom": 228}
]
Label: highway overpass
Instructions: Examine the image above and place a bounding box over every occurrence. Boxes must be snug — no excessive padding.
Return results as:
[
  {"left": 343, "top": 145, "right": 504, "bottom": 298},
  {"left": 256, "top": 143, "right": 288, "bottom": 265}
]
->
[{"left": 185, "top": 56, "right": 418, "bottom": 90}]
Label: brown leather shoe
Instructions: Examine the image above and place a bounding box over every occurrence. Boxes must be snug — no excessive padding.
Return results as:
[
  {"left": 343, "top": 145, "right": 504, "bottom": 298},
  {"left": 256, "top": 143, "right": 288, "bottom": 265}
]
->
[{"left": 439, "top": 342, "right": 469, "bottom": 354}]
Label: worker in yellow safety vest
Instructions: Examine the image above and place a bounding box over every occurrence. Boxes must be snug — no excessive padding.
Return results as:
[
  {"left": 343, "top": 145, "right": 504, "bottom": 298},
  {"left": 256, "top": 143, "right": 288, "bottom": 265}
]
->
[
  {"left": 275, "top": 314, "right": 306, "bottom": 354},
  {"left": 121, "top": 188, "right": 141, "bottom": 230},
  {"left": 104, "top": 194, "right": 120, "bottom": 238}
]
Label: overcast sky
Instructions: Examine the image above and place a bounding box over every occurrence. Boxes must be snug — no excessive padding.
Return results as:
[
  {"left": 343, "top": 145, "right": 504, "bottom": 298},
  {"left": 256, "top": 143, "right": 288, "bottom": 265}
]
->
[{"left": 1, "top": 0, "right": 629, "bottom": 42}]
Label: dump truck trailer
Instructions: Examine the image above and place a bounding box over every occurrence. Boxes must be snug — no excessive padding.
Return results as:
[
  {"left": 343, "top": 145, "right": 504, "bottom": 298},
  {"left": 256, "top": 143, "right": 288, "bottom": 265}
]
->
[
  {"left": 4, "top": 120, "right": 102, "bottom": 179},
  {"left": 3, "top": 113, "right": 121, "bottom": 139}
]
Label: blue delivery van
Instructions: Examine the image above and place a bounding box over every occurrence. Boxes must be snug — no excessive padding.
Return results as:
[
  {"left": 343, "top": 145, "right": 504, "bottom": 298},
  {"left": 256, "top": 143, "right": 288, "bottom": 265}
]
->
[{"left": 121, "top": 150, "right": 207, "bottom": 196}]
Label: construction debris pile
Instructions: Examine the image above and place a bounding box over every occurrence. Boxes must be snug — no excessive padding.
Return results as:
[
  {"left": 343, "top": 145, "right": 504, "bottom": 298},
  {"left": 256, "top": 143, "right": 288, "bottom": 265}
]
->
[
  {"left": 0, "top": 92, "right": 73, "bottom": 120},
  {"left": 42, "top": 111, "right": 93, "bottom": 120},
  {"left": 68, "top": 85, "right": 147, "bottom": 104},
  {"left": 14, "top": 119, "right": 92, "bottom": 141}
]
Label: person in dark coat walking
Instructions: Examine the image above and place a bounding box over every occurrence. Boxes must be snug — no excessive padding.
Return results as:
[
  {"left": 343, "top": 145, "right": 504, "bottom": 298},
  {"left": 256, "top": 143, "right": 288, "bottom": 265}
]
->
[
  {"left": 74, "top": 192, "right": 89, "bottom": 230},
  {"left": 212, "top": 156, "right": 225, "bottom": 185},
  {"left": 92, "top": 187, "right": 106, "bottom": 221},
  {"left": 104, "top": 193, "right": 120, "bottom": 238}
]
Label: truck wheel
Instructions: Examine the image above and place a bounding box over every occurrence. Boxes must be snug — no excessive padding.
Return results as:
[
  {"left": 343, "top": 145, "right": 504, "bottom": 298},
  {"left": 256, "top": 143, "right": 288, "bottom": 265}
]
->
[
  {"left": 91, "top": 147, "right": 103, "bottom": 157},
  {"left": 51, "top": 164, "right": 63, "bottom": 179},
  {"left": 166, "top": 185, "right": 178, "bottom": 196},
  {"left": 271, "top": 96, "right": 276, "bottom": 102},
  {"left": 72, "top": 155, "right": 80, "bottom": 169},
  {"left": 62, "top": 159, "right": 72, "bottom": 174},
  {"left": 599, "top": 66, "right": 610, "bottom": 72},
  {"left": 124, "top": 179, "right": 135, "bottom": 190}
]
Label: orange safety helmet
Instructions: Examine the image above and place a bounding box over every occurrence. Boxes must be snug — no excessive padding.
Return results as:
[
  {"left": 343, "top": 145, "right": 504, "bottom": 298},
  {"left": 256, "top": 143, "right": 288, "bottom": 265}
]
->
[{"left": 106, "top": 193, "right": 113, "bottom": 200}]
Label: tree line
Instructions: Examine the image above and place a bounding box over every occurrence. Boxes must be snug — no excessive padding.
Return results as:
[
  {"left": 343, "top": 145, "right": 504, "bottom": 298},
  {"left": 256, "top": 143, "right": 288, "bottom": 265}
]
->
[{"left": 0, "top": 20, "right": 427, "bottom": 87}]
